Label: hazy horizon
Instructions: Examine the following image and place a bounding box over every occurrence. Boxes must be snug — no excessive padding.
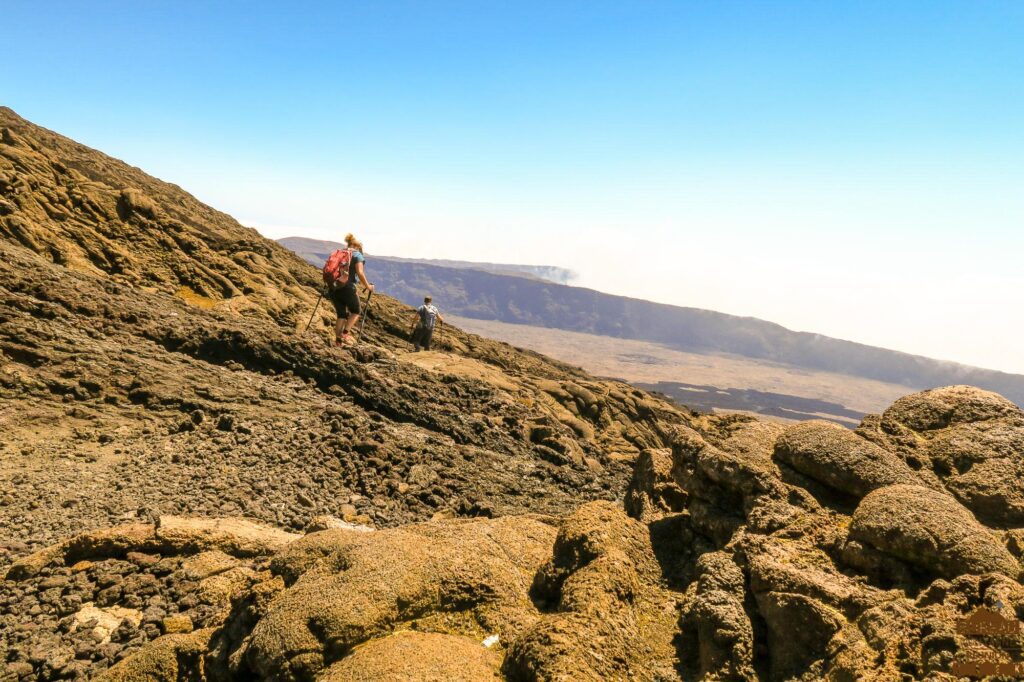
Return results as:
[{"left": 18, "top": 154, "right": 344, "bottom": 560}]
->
[
  {"left": 270, "top": 230, "right": 1022, "bottom": 377},
  {"left": 4, "top": 1, "right": 1022, "bottom": 372}
]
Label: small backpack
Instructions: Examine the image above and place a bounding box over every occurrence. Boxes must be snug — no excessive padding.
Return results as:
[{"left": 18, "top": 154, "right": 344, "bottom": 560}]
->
[
  {"left": 418, "top": 304, "right": 438, "bottom": 330},
  {"left": 323, "top": 248, "right": 354, "bottom": 288}
]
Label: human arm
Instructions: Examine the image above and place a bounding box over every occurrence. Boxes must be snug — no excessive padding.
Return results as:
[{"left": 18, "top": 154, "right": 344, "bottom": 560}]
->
[{"left": 354, "top": 261, "right": 373, "bottom": 292}]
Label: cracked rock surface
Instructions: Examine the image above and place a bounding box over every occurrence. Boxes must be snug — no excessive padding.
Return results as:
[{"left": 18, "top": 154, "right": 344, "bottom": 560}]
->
[{"left": 3, "top": 107, "right": 1024, "bottom": 681}]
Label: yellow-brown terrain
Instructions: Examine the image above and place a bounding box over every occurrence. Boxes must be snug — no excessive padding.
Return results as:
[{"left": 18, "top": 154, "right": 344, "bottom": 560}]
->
[{"left": 3, "top": 107, "right": 1024, "bottom": 681}]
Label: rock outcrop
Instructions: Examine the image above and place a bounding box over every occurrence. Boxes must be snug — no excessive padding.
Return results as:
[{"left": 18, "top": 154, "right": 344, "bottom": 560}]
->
[
  {"left": 239, "top": 515, "right": 556, "bottom": 680},
  {"left": 859, "top": 385, "right": 1024, "bottom": 527},
  {"left": 774, "top": 419, "right": 919, "bottom": 498},
  {"left": 846, "top": 484, "right": 1019, "bottom": 582},
  {"left": 643, "top": 387, "right": 1024, "bottom": 680},
  {"left": 3, "top": 108, "right": 1024, "bottom": 681},
  {"left": 10, "top": 383, "right": 1024, "bottom": 681},
  {"left": 503, "top": 502, "right": 681, "bottom": 680},
  {"left": 0, "top": 106, "right": 689, "bottom": 680}
]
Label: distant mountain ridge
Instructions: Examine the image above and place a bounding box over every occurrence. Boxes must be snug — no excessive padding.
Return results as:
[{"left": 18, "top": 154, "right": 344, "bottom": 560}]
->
[
  {"left": 279, "top": 236, "right": 576, "bottom": 284},
  {"left": 280, "top": 236, "right": 1024, "bottom": 405},
  {"left": 10, "top": 108, "right": 1024, "bottom": 682}
]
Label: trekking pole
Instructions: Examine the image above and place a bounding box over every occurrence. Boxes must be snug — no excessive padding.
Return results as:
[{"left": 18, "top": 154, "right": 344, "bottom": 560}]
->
[
  {"left": 303, "top": 289, "right": 325, "bottom": 333},
  {"left": 357, "top": 289, "right": 374, "bottom": 335}
]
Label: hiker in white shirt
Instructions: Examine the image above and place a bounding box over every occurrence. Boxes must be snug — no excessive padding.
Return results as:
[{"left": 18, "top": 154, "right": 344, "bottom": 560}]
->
[{"left": 410, "top": 296, "right": 443, "bottom": 351}]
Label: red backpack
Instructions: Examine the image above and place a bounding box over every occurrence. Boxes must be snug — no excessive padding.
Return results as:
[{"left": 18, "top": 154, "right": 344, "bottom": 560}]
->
[{"left": 323, "top": 248, "right": 354, "bottom": 289}]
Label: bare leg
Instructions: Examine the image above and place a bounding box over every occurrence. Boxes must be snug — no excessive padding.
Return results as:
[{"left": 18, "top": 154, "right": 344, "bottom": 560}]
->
[
  {"left": 335, "top": 316, "right": 347, "bottom": 345},
  {"left": 343, "top": 314, "right": 360, "bottom": 336}
]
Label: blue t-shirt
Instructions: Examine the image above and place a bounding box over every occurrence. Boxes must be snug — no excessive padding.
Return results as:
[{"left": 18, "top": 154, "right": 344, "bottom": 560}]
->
[{"left": 346, "top": 250, "right": 364, "bottom": 287}]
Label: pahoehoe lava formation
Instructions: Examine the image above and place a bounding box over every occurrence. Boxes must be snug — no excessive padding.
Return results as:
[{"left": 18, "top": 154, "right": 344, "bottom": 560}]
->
[{"left": 3, "top": 107, "right": 1024, "bottom": 680}]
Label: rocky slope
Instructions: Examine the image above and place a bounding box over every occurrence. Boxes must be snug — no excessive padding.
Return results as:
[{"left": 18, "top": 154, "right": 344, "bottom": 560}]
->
[
  {"left": 281, "top": 236, "right": 1024, "bottom": 405},
  {"left": 0, "top": 105, "right": 684, "bottom": 542},
  {"left": 3, "top": 107, "right": 1024, "bottom": 681},
  {"left": 0, "top": 107, "right": 692, "bottom": 678}
]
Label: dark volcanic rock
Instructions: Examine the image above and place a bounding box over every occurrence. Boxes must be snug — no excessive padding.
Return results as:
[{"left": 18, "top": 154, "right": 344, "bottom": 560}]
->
[
  {"left": 0, "top": 106, "right": 693, "bottom": 681},
  {"left": 4, "top": 108, "right": 1024, "bottom": 682}
]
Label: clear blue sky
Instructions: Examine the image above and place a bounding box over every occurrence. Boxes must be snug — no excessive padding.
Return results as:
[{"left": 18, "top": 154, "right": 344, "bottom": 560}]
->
[{"left": 4, "top": 1, "right": 1023, "bottom": 372}]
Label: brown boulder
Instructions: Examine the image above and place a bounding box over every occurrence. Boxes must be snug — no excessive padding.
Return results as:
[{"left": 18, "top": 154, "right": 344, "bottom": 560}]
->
[
  {"left": 847, "top": 484, "right": 1019, "bottom": 580},
  {"left": 624, "top": 448, "right": 685, "bottom": 522},
  {"left": 918, "top": 419, "right": 1024, "bottom": 526},
  {"left": 96, "top": 629, "right": 214, "bottom": 682},
  {"left": 754, "top": 591, "right": 845, "bottom": 680},
  {"left": 239, "top": 515, "right": 556, "bottom": 680},
  {"left": 503, "top": 502, "right": 680, "bottom": 681},
  {"left": 319, "top": 631, "right": 501, "bottom": 681},
  {"left": 881, "top": 385, "right": 1021, "bottom": 433},
  {"left": 679, "top": 552, "right": 757, "bottom": 680},
  {"left": 5, "top": 523, "right": 156, "bottom": 580},
  {"left": 155, "top": 516, "right": 300, "bottom": 557},
  {"left": 860, "top": 387, "right": 1024, "bottom": 527},
  {"left": 5, "top": 517, "right": 299, "bottom": 581},
  {"left": 774, "top": 420, "right": 919, "bottom": 498}
]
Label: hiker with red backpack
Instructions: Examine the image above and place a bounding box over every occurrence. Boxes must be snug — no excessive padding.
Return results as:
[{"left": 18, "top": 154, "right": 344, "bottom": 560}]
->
[{"left": 322, "top": 233, "right": 374, "bottom": 346}]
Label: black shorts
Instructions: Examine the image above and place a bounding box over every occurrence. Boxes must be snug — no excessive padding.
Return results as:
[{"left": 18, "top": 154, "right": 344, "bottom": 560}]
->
[{"left": 330, "top": 285, "right": 360, "bottom": 317}]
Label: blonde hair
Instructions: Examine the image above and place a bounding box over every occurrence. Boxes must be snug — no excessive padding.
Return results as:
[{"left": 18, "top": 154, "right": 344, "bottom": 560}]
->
[{"left": 344, "top": 232, "right": 364, "bottom": 252}]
